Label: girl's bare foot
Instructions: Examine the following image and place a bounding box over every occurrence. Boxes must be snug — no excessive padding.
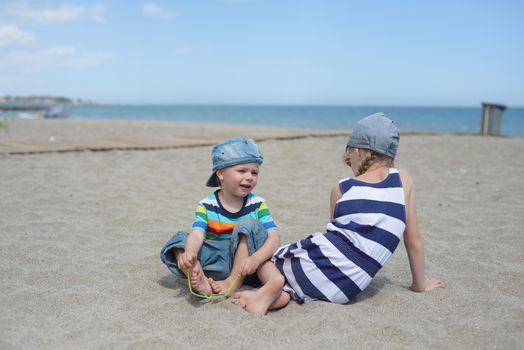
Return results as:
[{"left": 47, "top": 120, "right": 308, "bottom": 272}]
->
[
  {"left": 190, "top": 267, "right": 212, "bottom": 294},
  {"left": 232, "top": 274, "right": 288, "bottom": 315},
  {"left": 233, "top": 290, "right": 267, "bottom": 314}
]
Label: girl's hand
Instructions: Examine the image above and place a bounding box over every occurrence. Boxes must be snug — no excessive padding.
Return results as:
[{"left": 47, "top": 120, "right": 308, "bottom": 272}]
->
[{"left": 412, "top": 277, "right": 445, "bottom": 292}]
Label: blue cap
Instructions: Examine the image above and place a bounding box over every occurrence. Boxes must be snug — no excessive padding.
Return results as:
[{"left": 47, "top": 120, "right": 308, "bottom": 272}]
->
[
  {"left": 206, "top": 137, "right": 264, "bottom": 187},
  {"left": 347, "top": 112, "right": 399, "bottom": 159}
]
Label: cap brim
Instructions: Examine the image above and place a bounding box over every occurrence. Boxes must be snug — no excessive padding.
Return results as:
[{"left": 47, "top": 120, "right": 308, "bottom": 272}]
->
[{"left": 206, "top": 172, "right": 219, "bottom": 187}]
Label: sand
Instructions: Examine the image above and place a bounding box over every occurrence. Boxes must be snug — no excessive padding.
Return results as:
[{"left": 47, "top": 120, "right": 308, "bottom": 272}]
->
[{"left": 1, "top": 118, "right": 523, "bottom": 349}]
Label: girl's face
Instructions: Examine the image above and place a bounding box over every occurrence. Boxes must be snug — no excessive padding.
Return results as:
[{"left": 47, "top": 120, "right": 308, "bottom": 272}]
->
[
  {"left": 344, "top": 147, "right": 360, "bottom": 175},
  {"left": 217, "top": 163, "right": 260, "bottom": 198}
]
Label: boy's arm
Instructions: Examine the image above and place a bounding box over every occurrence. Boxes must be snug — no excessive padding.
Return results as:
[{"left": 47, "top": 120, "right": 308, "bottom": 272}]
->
[
  {"left": 251, "top": 229, "right": 281, "bottom": 262},
  {"left": 177, "top": 229, "right": 205, "bottom": 272},
  {"left": 239, "top": 229, "right": 280, "bottom": 276},
  {"left": 401, "top": 169, "right": 445, "bottom": 292},
  {"left": 178, "top": 202, "right": 208, "bottom": 272}
]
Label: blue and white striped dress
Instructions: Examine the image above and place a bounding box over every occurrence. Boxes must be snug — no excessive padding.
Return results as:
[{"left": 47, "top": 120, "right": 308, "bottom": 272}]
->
[{"left": 272, "top": 168, "right": 406, "bottom": 304}]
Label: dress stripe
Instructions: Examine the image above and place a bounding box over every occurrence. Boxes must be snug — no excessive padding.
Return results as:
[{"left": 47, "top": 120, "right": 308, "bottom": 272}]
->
[
  {"left": 272, "top": 168, "right": 406, "bottom": 303},
  {"left": 334, "top": 199, "right": 406, "bottom": 222},
  {"left": 328, "top": 220, "right": 401, "bottom": 253},
  {"left": 322, "top": 231, "right": 382, "bottom": 278}
]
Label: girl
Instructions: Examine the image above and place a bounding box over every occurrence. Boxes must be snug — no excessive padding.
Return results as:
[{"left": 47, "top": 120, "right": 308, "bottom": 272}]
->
[{"left": 233, "top": 113, "right": 444, "bottom": 314}]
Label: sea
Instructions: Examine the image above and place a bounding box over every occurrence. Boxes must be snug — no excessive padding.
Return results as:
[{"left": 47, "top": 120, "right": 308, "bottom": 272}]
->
[{"left": 5, "top": 104, "right": 524, "bottom": 138}]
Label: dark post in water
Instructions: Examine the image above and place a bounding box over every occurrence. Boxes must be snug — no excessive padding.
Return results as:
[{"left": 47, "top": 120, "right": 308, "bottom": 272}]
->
[{"left": 481, "top": 102, "right": 506, "bottom": 135}]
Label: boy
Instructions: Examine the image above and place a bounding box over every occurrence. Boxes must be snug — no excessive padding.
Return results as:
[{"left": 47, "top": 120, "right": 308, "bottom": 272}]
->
[{"left": 160, "top": 137, "right": 281, "bottom": 296}]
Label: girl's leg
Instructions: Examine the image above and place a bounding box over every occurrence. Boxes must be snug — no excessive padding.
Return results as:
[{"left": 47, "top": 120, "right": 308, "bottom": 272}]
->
[
  {"left": 209, "top": 236, "right": 248, "bottom": 294},
  {"left": 233, "top": 261, "right": 290, "bottom": 315}
]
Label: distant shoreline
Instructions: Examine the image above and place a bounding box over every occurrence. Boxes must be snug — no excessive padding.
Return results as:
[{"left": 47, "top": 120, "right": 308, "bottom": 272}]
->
[
  {"left": 0, "top": 117, "right": 517, "bottom": 156},
  {"left": 3, "top": 104, "right": 518, "bottom": 138}
]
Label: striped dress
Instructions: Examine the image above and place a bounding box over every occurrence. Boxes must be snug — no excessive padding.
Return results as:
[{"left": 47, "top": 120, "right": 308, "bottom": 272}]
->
[{"left": 272, "top": 168, "right": 406, "bottom": 304}]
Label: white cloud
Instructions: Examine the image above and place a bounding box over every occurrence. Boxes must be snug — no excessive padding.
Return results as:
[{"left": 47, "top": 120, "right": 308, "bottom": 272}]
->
[
  {"left": 8, "top": 4, "right": 106, "bottom": 23},
  {"left": 66, "top": 51, "right": 117, "bottom": 69},
  {"left": 0, "top": 45, "right": 115, "bottom": 72},
  {"left": 142, "top": 3, "right": 176, "bottom": 19},
  {"left": 0, "top": 25, "right": 36, "bottom": 48},
  {"left": 0, "top": 4, "right": 111, "bottom": 73},
  {"left": 0, "top": 45, "right": 74, "bottom": 72}
]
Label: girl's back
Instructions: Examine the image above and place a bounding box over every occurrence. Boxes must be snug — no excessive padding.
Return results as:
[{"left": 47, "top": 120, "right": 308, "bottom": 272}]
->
[{"left": 272, "top": 168, "right": 406, "bottom": 304}]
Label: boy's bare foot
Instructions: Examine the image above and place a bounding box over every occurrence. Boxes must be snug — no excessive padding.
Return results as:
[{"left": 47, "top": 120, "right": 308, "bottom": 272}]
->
[
  {"left": 190, "top": 267, "right": 212, "bottom": 294},
  {"left": 209, "top": 276, "right": 239, "bottom": 295}
]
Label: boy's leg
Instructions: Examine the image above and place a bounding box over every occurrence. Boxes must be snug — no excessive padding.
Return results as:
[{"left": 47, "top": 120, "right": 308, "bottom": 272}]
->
[
  {"left": 174, "top": 249, "right": 212, "bottom": 294},
  {"left": 209, "top": 235, "right": 248, "bottom": 294},
  {"left": 159, "top": 231, "right": 189, "bottom": 278},
  {"left": 160, "top": 231, "right": 214, "bottom": 294},
  {"left": 210, "top": 217, "right": 266, "bottom": 294},
  {"left": 232, "top": 261, "right": 290, "bottom": 315}
]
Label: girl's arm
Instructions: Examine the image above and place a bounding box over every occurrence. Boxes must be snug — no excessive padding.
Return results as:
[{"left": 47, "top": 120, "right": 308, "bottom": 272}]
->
[
  {"left": 400, "top": 169, "right": 445, "bottom": 292},
  {"left": 330, "top": 182, "right": 342, "bottom": 222}
]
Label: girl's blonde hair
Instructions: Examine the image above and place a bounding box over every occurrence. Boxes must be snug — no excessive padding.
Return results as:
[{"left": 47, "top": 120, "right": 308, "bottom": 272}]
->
[{"left": 345, "top": 147, "right": 394, "bottom": 176}]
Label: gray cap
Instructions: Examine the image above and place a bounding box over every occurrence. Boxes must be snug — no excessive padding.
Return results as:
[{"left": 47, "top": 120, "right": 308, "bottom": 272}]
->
[
  {"left": 347, "top": 112, "right": 399, "bottom": 158},
  {"left": 206, "top": 137, "right": 264, "bottom": 187}
]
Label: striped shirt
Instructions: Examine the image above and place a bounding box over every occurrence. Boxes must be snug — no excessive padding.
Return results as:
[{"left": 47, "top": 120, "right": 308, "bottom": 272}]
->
[
  {"left": 192, "top": 191, "right": 277, "bottom": 240},
  {"left": 273, "top": 168, "right": 406, "bottom": 303}
]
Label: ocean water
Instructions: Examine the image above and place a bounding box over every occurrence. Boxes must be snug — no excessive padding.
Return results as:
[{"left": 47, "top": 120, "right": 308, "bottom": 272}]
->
[
  {"left": 5, "top": 104, "right": 524, "bottom": 137},
  {"left": 69, "top": 105, "right": 524, "bottom": 137}
]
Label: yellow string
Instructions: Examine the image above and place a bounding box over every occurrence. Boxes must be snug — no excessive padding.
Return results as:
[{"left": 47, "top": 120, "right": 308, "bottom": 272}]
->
[
  {"left": 186, "top": 273, "right": 239, "bottom": 299},
  {"left": 224, "top": 276, "right": 239, "bottom": 297}
]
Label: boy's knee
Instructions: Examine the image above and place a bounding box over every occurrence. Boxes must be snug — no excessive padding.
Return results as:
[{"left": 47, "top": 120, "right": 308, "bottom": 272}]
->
[
  {"left": 230, "top": 218, "right": 268, "bottom": 257},
  {"left": 160, "top": 231, "right": 190, "bottom": 274},
  {"left": 234, "top": 217, "right": 261, "bottom": 234},
  {"left": 234, "top": 218, "right": 266, "bottom": 239}
]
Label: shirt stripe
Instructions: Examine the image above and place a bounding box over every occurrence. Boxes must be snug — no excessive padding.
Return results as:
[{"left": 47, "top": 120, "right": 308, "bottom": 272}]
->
[{"left": 192, "top": 191, "right": 277, "bottom": 240}]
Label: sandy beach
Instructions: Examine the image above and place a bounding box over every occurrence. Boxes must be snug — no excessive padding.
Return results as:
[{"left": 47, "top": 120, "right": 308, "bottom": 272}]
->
[{"left": 1, "top": 118, "right": 523, "bottom": 349}]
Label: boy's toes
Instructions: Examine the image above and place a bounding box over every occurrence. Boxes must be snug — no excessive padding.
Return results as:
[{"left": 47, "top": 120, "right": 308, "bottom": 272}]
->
[{"left": 208, "top": 278, "right": 219, "bottom": 293}]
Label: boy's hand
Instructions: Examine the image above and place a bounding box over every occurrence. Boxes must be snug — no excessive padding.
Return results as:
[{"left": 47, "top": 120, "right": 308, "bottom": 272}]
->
[
  {"left": 239, "top": 256, "right": 260, "bottom": 276},
  {"left": 177, "top": 251, "right": 197, "bottom": 272}
]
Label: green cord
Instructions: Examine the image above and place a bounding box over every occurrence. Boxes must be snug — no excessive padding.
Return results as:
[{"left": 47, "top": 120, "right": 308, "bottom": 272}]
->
[{"left": 187, "top": 273, "right": 238, "bottom": 299}]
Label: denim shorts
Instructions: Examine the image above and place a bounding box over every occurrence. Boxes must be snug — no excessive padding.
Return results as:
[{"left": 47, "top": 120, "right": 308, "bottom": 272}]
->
[{"left": 160, "top": 217, "right": 268, "bottom": 281}]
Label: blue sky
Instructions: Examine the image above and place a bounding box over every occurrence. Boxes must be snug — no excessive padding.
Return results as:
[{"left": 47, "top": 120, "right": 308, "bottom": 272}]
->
[{"left": 1, "top": 0, "right": 523, "bottom": 106}]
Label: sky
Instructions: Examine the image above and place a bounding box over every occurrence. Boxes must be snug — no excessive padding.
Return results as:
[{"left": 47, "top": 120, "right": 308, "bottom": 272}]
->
[{"left": 0, "top": 0, "right": 523, "bottom": 106}]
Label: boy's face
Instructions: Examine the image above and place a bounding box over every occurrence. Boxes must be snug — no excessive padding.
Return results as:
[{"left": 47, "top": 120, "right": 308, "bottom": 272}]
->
[{"left": 216, "top": 163, "right": 260, "bottom": 198}]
